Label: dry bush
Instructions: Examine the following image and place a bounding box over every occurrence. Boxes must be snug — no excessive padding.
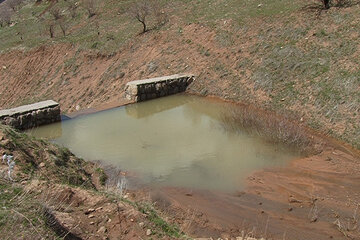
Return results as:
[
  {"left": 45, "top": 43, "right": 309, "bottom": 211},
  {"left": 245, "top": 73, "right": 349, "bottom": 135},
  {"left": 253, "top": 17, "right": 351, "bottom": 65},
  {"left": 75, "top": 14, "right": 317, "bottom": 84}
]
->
[
  {"left": 83, "top": 0, "right": 97, "bottom": 18},
  {"left": 58, "top": 18, "right": 67, "bottom": 36},
  {"left": 333, "top": 0, "right": 359, "bottom": 7},
  {"left": 49, "top": 7, "right": 62, "bottom": 20},
  {"left": 129, "top": 0, "right": 167, "bottom": 33},
  {"left": 68, "top": 1, "right": 78, "bottom": 19},
  {"left": 221, "top": 106, "right": 319, "bottom": 154},
  {"left": 48, "top": 7, "right": 68, "bottom": 37},
  {"left": 0, "top": 5, "right": 12, "bottom": 26},
  {"left": 4, "top": 0, "right": 23, "bottom": 11},
  {"left": 302, "top": 0, "right": 359, "bottom": 12}
]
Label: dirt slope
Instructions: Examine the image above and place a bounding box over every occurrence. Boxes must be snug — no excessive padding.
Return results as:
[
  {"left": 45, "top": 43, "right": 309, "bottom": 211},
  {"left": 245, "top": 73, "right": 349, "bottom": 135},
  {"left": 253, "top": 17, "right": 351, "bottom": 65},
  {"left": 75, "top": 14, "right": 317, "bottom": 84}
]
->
[
  {"left": 0, "top": 124, "right": 186, "bottom": 239},
  {"left": 0, "top": 1, "right": 359, "bottom": 148}
]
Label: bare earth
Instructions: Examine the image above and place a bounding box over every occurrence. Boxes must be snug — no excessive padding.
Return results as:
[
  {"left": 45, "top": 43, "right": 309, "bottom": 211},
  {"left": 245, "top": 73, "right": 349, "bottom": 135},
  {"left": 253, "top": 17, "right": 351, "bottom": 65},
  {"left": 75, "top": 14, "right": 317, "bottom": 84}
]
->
[{"left": 0, "top": 10, "right": 359, "bottom": 239}]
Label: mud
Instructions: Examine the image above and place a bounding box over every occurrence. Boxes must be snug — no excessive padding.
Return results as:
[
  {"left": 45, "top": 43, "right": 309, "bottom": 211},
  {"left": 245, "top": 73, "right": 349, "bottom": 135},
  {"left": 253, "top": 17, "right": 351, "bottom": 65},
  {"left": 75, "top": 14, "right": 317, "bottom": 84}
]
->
[{"left": 154, "top": 144, "right": 360, "bottom": 239}]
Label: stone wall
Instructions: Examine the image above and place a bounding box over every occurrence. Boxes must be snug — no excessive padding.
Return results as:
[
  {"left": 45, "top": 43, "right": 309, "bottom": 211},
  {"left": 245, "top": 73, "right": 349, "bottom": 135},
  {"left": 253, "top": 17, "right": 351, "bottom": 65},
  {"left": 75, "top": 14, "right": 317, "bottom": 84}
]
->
[
  {"left": 0, "top": 100, "right": 61, "bottom": 130},
  {"left": 125, "top": 74, "right": 194, "bottom": 102}
]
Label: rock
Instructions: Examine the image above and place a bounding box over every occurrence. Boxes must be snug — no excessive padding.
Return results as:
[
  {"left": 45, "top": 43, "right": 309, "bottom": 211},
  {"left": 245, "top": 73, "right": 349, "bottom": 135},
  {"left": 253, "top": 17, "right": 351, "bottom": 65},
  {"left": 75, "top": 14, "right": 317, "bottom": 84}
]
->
[
  {"left": 2, "top": 65, "right": 6, "bottom": 70},
  {"left": 288, "top": 196, "right": 302, "bottom": 203},
  {"left": 89, "top": 221, "right": 95, "bottom": 225},
  {"left": 138, "top": 222, "right": 144, "bottom": 228},
  {"left": 44, "top": 210, "right": 82, "bottom": 238},
  {"left": 76, "top": 105, "right": 80, "bottom": 111},
  {"left": 97, "top": 226, "right": 107, "bottom": 234},
  {"left": 88, "top": 214, "right": 95, "bottom": 218},
  {"left": 146, "top": 229, "right": 152, "bottom": 236},
  {"left": 39, "top": 162, "right": 45, "bottom": 168},
  {"left": 85, "top": 208, "right": 95, "bottom": 214},
  {"left": 147, "top": 61, "right": 158, "bottom": 73},
  {"left": 95, "top": 207, "right": 103, "bottom": 211}
]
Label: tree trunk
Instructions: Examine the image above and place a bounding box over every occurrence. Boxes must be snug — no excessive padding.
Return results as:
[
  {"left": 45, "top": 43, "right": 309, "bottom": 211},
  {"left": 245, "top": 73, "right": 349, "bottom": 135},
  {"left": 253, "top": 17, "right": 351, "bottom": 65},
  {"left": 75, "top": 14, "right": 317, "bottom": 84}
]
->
[
  {"left": 324, "top": 0, "right": 330, "bottom": 9},
  {"left": 140, "top": 20, "right": 147, "bottom": 33}
]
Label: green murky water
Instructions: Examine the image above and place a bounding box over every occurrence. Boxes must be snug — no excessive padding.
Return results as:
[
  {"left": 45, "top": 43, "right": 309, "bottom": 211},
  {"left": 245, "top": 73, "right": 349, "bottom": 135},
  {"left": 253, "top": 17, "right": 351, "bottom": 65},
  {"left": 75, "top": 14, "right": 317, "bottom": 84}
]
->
[{"left": 27, "top": 95, "right": 299, "bottom": 191}]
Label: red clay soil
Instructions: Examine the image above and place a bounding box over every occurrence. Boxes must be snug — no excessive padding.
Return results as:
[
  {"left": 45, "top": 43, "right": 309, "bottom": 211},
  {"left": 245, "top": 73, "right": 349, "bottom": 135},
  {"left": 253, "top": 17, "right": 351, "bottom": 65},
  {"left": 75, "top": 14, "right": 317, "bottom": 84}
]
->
[{"left": 151, "top": 142, "right": 360, "bottom": 240}]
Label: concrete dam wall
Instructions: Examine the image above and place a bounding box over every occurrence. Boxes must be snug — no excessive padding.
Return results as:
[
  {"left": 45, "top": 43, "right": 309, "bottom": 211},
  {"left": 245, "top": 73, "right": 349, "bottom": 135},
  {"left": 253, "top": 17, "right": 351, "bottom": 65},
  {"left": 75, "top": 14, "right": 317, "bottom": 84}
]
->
[
  {"left": 0, "top": 100, "right": 61, "bottom": 130},
  {"left": 125, "top": 74, "right": 194, "bottom": 102}
]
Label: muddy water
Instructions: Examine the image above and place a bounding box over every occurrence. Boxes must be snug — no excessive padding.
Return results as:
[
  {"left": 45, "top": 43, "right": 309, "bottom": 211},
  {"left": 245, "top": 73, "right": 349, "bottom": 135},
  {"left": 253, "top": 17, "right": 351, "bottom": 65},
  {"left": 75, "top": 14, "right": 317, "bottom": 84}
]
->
[{"left": 28, "top": 95, "right": 299, "bottom": 192}]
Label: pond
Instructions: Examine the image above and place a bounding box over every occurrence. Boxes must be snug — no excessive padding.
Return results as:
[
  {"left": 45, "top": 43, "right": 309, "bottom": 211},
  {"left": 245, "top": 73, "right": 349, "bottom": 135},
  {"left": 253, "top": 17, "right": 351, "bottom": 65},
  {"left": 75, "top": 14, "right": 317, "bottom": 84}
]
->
[{"left": 27, "top": 94, "right": 299, "bottom": 192}]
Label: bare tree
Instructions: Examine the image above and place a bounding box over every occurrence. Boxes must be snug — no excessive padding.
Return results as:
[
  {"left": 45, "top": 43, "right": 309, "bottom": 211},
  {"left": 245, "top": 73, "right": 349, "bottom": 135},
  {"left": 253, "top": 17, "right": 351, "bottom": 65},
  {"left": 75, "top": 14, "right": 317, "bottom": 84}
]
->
[
  {"left": 68, "top": 1, "right": 78, "bottom": 19},
  {"left": 0, "top": 5, "right": 12, "bottom": 27},
  {"left": 4, "top": 0, "right": 23, "bottom": 11},
  {"left": 49, "top": 7, "right": 62, "bottom": 20},
  {"left": 48, "top": 21, "right": 55, "bottom": 38},
  {"left": 323, "top": 0, "right": 330, "bottom": 8},
  {"left": 129, "top": 0, "right": 151, "bottom": 33},
  {"left": 83, "top": 0, "right": 97, "bottom": 18},
  {"left": 58, "top": 18, "right": 67, "bottom": 36},
  {"left": 48, "top": 7, "right": 68, "bottom": 37},
  {"left": 129, "top": 0, "right": 165, "bottom": 33}
]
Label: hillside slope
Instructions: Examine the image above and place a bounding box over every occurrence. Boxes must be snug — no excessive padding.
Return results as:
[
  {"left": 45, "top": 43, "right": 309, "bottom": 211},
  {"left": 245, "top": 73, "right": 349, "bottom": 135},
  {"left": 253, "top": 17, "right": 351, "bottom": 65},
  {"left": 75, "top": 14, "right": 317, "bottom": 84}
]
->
[{"left": 0, "top": 0, "right": 359, "bottom": 148}]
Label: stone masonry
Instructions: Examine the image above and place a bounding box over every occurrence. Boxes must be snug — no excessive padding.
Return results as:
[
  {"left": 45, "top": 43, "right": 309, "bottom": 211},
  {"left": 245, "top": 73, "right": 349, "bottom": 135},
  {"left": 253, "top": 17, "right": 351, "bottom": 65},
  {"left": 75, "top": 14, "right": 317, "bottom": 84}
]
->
[
  {"left": 125, "top": 74, "right": 195, "bottom": 102},
  {"left": 0, "top": 100, "right": 61, "bottom": 130}
]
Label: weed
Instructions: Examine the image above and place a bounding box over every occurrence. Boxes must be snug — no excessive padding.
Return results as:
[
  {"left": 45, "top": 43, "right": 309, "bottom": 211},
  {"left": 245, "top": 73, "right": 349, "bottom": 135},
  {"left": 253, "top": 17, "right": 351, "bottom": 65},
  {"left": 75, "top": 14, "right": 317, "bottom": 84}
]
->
[
  {"left": 221, "top": 105, "right": 320, "bottom": 154},
  {"left": 136, "top": 202, "right": 184, "bottom": 238},
  {"left": 95, "top": 167, "right": 107, "bottom": 186}
]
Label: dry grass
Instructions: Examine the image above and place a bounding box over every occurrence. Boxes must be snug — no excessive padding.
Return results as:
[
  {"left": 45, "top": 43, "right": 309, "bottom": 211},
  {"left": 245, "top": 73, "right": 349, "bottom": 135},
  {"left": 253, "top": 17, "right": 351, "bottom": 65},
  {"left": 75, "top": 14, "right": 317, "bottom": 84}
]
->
[
  {"left": 0, "top": 179, "right": 59, "bottom": 240},
  {"left": 221, "top": 105, "right": 321, "bottom": 155}
]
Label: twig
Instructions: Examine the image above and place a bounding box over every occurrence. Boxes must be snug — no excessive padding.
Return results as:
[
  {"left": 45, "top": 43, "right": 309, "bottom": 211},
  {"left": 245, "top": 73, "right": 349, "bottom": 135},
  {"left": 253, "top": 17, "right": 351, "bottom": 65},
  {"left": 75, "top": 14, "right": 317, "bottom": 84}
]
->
[{"left": 11, "top": 209, "right": 42, "bottom": 238}]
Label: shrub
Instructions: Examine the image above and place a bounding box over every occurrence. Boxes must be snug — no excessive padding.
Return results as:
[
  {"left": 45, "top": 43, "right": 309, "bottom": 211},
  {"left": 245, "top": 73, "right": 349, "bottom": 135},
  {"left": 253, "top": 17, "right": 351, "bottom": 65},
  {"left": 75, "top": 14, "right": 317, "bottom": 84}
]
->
[{"left": 221, "top": 105, "right": 320, "bottom": 154}]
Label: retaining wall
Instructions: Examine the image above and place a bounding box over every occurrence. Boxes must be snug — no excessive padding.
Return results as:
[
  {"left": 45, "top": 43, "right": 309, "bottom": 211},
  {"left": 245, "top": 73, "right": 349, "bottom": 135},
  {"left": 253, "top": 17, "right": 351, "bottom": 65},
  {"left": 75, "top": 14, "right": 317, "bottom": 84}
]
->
[
  {"left": 125, "top": 74, "right": 194, "bottom": 102},
  {"left": 0, "top": 100, "right": 61, "bottom": 130}
]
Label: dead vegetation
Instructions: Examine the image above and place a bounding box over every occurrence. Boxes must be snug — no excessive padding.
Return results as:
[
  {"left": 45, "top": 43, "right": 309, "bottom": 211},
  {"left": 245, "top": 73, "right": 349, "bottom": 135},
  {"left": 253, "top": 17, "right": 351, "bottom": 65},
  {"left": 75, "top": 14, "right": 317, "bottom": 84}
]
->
[
  {"left": 221, "top": 105, "right": 322, "bottom": 155},
  {"left": 83, "top": 0, "right": 98, "bottom": 18},
  {"left": 129, "top": 0, "right": 167, "bottom": 33}
]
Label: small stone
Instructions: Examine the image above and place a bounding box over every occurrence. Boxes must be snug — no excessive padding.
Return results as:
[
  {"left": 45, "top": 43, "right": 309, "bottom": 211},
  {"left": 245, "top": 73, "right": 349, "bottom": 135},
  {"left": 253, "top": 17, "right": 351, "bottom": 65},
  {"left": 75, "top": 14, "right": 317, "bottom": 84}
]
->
[
  {"left": 130, "top": 218, "right": 134, "bottom": 222},
  {"left": 2, "top": 66, "right": 6, "bottom": 70},
  {"left": 139, "top": 222, "right": 144, "bottom": 228},
  {"left": 288, "top": 207, "right": 293, "bottom": 212},
  {"left": 39, "top": 162, "right": 45, "bottom": 168},
  {"left": 85, "top": 208, "right": 95, "bottom": 214},
  {"left": 95, "top": 207, "right": 103, "bottom": 211},
  {"left": 288, "top": 196, "right": 302, "bottom": 203},
  {"left": 146, "top": 229, "right": 152, "bottom": 236},
  {"left": 89, "top": 221, "right": 95, "bottom": 225},
  {"left": 107, "top": 218, "right": 111, "bottom": 223},
  {"left": 88, "top": 214, "right": 95, "bottom": 218},
  {"left": 97, "top": 226, "right": 107, "bottom": 233}
]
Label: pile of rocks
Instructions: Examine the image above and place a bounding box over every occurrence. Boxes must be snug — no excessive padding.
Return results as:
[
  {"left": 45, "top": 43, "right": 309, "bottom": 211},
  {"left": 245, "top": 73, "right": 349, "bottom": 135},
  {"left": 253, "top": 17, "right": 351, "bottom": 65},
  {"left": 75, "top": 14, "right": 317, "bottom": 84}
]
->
[
  {"left": 125, "top": 74, "right": 194, "bottom": 102},
  {"left": 0, "top": 100, "right": 61, "bottom": 130}
]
